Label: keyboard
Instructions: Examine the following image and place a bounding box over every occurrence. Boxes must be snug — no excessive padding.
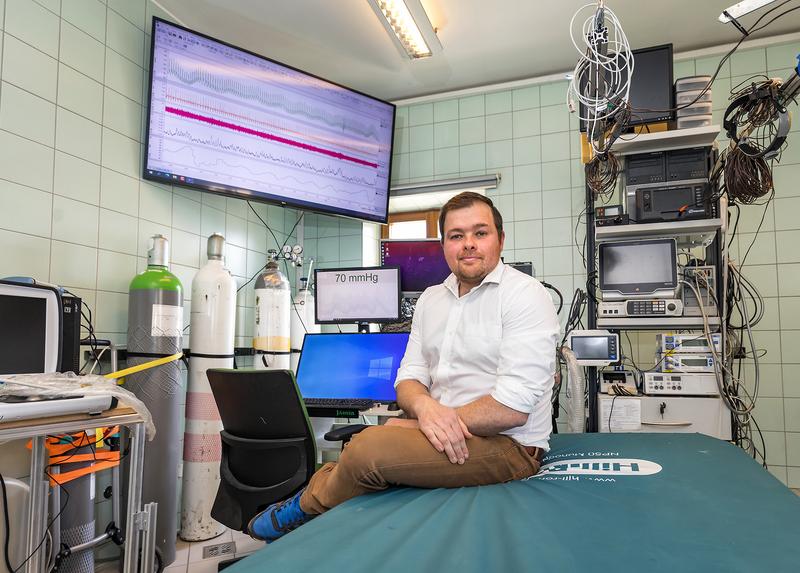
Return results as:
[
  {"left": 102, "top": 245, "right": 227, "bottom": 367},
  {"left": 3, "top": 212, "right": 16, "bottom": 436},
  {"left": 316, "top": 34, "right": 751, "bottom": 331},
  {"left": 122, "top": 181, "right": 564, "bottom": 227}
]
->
[{"left": 304, "top": 398, "right": 375, "bottom": 411}]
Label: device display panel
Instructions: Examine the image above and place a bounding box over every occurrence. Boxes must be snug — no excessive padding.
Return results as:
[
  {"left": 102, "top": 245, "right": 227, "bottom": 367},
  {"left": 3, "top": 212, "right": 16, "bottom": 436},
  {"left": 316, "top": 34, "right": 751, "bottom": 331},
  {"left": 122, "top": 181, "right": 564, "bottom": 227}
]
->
[
  {"left": 599, "top": 239, "right": 677, "bottom": 296},
  {"left": 314, "top": 266, "right": 400, "bottom": 324}
]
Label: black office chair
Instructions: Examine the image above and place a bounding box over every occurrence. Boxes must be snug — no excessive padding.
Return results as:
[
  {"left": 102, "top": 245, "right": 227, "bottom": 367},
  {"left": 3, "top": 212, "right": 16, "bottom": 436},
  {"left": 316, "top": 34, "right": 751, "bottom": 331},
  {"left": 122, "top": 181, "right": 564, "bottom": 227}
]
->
[{"left": 207, "top": 369, "right": 366, "bottom": 532}]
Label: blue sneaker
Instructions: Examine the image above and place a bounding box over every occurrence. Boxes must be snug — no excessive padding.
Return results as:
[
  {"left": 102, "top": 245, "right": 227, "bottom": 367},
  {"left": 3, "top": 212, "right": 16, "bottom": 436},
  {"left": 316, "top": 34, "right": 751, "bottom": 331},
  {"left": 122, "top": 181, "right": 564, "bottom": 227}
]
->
[{"left": 247, "top": 488, "right": 315, "bottom": 542}]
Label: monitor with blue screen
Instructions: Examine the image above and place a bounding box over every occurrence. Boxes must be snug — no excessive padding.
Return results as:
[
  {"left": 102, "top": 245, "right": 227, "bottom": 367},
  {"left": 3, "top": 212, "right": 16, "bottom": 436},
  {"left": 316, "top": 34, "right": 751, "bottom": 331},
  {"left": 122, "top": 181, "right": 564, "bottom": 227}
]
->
[{"left": 295, "top": 333, "right": 410, "bottom": 402}]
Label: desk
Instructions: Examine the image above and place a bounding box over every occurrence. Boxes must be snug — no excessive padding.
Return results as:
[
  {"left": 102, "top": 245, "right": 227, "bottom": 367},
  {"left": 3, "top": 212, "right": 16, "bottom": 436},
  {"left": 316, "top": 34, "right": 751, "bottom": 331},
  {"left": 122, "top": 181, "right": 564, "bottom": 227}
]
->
[{"left": 0, "top": 407, "right": 156, "bottom": 573}]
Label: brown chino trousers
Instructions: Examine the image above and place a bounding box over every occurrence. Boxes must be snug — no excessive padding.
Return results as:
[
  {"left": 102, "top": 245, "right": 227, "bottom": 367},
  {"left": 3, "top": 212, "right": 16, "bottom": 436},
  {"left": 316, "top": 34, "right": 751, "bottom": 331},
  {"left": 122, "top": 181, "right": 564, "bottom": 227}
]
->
[{"left": 299, "top": 425, "right": 542, "bottom": 515}]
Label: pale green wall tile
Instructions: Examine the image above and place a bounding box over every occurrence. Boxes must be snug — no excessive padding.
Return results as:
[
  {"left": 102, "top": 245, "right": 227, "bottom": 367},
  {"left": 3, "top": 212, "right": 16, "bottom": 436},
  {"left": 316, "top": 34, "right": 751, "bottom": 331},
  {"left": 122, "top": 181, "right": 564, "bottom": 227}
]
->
[
  {"left": 513, "top": 163, "right": 541, "bottom": 193},
  {"left": 61, "top": 0, "right": 106, "bottom": 42},
  {"left": 459, "top": 116, "right": 485, "bottom": 145},
  {"left": 433, "top": 99, "right": 458, "bottom": 122},
  {"left": 33, "top": 0, "right": 60, "bottom": 15},
  {"left": 172, "top": 195, "right": 201, "bottom": 234},
  {"left": 201, "top": 206, "right": 225, "bottom": 239},
  {"left": 493, "top": 167, "right": 513, "bottom": 195},
  {"left": 409, "top": 124, "right": 433, "bottom": 151},
  {"left": 170, "top": 229, "right": 199, "bottom": 268},
  {"left": 735, "top": 201, "right": 774, "bottom": 233},
  {"left": 225, "top": 213, "right": 247, "bottom": 248},
  {"left": 109, "top": 0, "right": 146, "bottom": 30},
  {"left": 512, "top": 136, "right": 540, "bottom": 165},
  {"left": 0, "top": 228, "right": 51, "bottom": 278},
  {"left": 494, "top": 194, "right": 514, "bottom": 222},
  {"left": 408, "top": 103, "right": 432, "bottom": 126},
  {"left": 512, "top": 86, "right": 538, "bottom": 110},
  {"left": 0, "top": 179, "right": 52, "bottom": 237},
  {"left": 746, "top": 264, "right": 779, "bottom": 297},
  {"left": 317, "top": 235, "right": 339, "bottom": 262},
  {"left": 752, "top": 397, "right": 784, "bottom": 431},
  {"left": 394, "top": 106, "right": 408, "bottom": 129},
  {"left": 60, "top": 20, "right": 104, "bottom": 82},
  {"left": 340, "top": 234, "right": 362, "bottom": 260},
  {"left": 95, "top": 290, "right": 128, "bottom": 333},
  {"left": 542, "top": 218, "right": 572, "bottom": 247},
  {"left": 139, "top": 180, "right": 172, "bottom": 225},
  {"left": 434, "top": 147, "right": 459, "bottom": 175},
  {"left": 541, "top": 132, "right": 571, "bottom": 162},
  {"left": 393, "top": 127, "right": 409, "bottom": 154},
  {"left": 390, "top": 153, "right": 409, "bottom": 182},
  {"left": 785, "top": 398, "right": 800, "bottom": 431},
  {"left": 6, "top": 0, "right": 60, "bottom": 57},
  {"left": 52, "top": 195, "right": 99, "bottom": 247},
  {"left": 673, "top": 59, "right": 695, "bottom": 79},
  {"left": 542, "top": 189, "right": 571, "bottom": 219},
  {"left": 54, "top": 151, "right": 101, "bottom": 204},
  {"left": 102, "top": 127, "right": 140, "bottom": 177},
  {"left": 459, "top": 143, "right": 485, "bottom": 172},
  {"left": 458, "top": 94, "right": 484, "bottom": 118},
  {"left": 106, "top": 8, "right": 143, "bottom": 66},
  {"left": 777, "top": 230, "right": 800, "bottom": 264},
  {"left": 731, "top": 48, "right": 766, "bottom": 77},
  {"left": 57, "top": 63, "right": 103, "bottom": 123},
  {"left": 762, "top": 431, "right": 787, "bottom": 466},
  {"left": 541, "top": 160, "right": 571, "bottom": 191},
  {"left": 513, "top": 191, "right": 542, "bottom": 221},
  {"left": 514, "top": 219, "right": 542, "bottom": 249},
  {"left": 786, "top": 432, "right": 800, "bottom": 466},
  {"left": 0, "top": 129, "right": 53, "bottom": 191},
  {"left": 56, "top": 107, "right": 102, "bottom": 163},
  {"left": 766, "top": 42, "right": 800, "bottom": 70},
  {"left": 540, "top": 82, "right": 567, "bottom": 107},
  {"left": 98, "top": 208, "right": 137, "bottom": 254},
  {"left": 0, "top": 81, "right": 55, "bottom": 145},
  {"left": 247, "top": 221, "right": 267, "bottom": 253},
  {"left": 103, "top": 87, "right": 141, "bottom": 141},
  {"left": 486, "top": 140, "right": 512, "bottom": 169},
  {"left": 50, "top": 240, "right": 97, "bottom": 289},
  {"left": 738, "top": 231, "right": 776, "bottom": 265},
  {"left": 695, "top": 54, "right": 730, "bottom": 77},
  {"left": 100, "top": 168, "right": 138, "bottom": 214},
  {"left": 202, "top": 192, "right": 226, "bottom": 212},
  {"left": 485, "top": 91, "right": 511, "bottom": 114},
  {"left": 773, "top": 164, "right": 799, "bottom": 198},
  {"left": 409, "top": 150, "right": 433, "bottom": 178},
  {"left": 2, "top": 33, "right": 57, "bottom": 101},
  {"left": 512, "top": 108, "right": 539, "bottom": 137},
  {"left": 433, "top": 120, "right": 458, "bottom": 148},
  {"left": 540, "top": 104, "right": 569, "bottom": 134},
  {"left": 785, "top": 365, "right": 800, "bottom": 397},
  {"left": 105, "top": 47, "right": 143, "bottom": 103},
  {"left": 96, "top": 249, "right": 137, "bottom": 292},
  {"left": 779, "top": 297, "right": 800, "bottom": 329},
  {"left": 485, "top": 112, "right": 512, "bottom": 142}
]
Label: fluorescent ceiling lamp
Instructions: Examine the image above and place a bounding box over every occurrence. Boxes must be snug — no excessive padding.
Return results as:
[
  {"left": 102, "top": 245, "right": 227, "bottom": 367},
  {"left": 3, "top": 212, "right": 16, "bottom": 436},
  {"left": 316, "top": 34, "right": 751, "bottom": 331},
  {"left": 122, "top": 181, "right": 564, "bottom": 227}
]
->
[
  {"left": 719, "top": 0, "right": 778, "bottom": 23},
  {"left": 388, "top": 174, "right": 499, "bottom": 214},
  {"left": 367, "top": 0, "right": 442, "bottom": 59}
]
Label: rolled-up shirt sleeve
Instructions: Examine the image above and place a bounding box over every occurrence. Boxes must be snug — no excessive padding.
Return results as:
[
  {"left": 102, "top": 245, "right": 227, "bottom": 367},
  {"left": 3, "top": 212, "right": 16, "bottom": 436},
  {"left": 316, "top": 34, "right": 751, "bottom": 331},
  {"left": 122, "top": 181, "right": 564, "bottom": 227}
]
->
[
  {"left": 395, "top": 291, "right": 431, "bottom": 389},
  {"left": 491, "top": 280, "right": 559, "bottom": 413}
]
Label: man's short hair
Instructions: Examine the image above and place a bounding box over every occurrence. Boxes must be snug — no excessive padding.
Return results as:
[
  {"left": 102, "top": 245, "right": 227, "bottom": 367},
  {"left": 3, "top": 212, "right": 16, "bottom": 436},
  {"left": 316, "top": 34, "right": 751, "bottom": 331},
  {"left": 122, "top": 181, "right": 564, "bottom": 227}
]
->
[{"left": 438, "top": 192, "right": 504, "bottom": 240}]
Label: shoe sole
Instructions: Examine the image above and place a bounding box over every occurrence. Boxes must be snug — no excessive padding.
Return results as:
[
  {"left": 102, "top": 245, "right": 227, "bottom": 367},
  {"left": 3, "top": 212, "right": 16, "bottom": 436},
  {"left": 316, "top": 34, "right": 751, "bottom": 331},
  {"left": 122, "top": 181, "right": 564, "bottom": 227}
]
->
[{"left": 246, "top": 509, "right": 269, "bottom": 542}]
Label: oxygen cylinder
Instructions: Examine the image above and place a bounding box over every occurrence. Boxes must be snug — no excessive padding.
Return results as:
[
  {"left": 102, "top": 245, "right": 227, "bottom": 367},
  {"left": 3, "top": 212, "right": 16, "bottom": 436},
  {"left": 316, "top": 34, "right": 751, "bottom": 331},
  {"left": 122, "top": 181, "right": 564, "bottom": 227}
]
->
[
  {"left": 124, "top": 235, "right": 183, "bottom": 566},
  {"left": 180, "top": 234, "right": 236, "bottom": 541},
  {"left": 253, "top": 261, "right": 291, "bottom": 370},
  {"left": 290, "top": 278, "right": 320, "bottom": 373}
]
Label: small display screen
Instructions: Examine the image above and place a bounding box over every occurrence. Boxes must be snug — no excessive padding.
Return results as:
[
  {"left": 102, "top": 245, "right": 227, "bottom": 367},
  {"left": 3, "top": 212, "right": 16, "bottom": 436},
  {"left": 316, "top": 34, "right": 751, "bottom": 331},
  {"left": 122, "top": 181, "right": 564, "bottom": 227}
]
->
[
  {"left": 571, "top": 336, "right": 611, "bottom": 360},
  {"left": 315, "top": 267, "right": 400, "bottom": 323},
  {"left": 600, "top": 239, "right": 677, "bottom": 294},
  {"left": 0, "top": 295, "right": 47, "bottom": 374},
  {"left": 381, "top": 240, "right": 451, "bottom": 293},
  {"left": 682, "top": 357, "right": 710, "bottom": 367},
  {"left": 296, "top": 333, "right": 410, "bottom": 401}
]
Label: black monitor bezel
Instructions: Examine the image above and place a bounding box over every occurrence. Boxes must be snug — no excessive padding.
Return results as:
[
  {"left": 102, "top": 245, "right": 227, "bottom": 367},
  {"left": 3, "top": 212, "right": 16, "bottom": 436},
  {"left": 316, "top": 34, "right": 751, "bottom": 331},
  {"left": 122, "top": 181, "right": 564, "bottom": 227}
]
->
[
  {"left": 143, "top": 17, "right": 395, "bottom": 224},
  {"left": 598, "top": 238, "right": 678, "bottom": 295},
  {"left": 313, "top": 265, "right": 401, "bottom": 324}
]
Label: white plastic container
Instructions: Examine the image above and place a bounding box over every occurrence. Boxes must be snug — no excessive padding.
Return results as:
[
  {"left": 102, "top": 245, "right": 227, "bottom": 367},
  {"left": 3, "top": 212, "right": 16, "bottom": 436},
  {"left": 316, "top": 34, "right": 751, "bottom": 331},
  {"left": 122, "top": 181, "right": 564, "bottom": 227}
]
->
[
  {"left": 677, "top": 102, "right": 713, "bottom": 117},
  {"left": 677, "top": 115, "right": 713, "bottom": 129},
  {"left": 675, "top": 75, "right": 712, "bottom": 92},
  {"left": 676, "top": 89, "right": 713, "bottom": 106}
]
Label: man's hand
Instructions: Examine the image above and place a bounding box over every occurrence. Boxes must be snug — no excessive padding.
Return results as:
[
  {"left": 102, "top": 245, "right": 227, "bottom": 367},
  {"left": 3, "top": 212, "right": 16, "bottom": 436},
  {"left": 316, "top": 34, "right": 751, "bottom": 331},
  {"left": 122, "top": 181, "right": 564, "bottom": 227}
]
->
[{"left": 415, "top": 397, "right": 473, "bottom": 464}]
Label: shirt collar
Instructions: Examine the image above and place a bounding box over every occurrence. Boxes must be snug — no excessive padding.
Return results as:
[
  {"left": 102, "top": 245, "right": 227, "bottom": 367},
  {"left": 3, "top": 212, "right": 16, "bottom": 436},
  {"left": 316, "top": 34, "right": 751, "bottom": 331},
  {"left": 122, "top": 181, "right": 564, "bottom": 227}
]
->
[{"left": 443, "top": 261, "right": 505, "bottom": 297}]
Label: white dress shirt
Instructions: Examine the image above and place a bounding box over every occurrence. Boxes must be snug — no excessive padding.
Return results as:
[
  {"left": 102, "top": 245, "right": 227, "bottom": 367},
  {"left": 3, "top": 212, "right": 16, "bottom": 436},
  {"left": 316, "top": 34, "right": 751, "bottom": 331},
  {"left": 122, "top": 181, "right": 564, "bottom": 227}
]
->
[{"left": 395, "top": 262, "right": 560, "bottom": 449}]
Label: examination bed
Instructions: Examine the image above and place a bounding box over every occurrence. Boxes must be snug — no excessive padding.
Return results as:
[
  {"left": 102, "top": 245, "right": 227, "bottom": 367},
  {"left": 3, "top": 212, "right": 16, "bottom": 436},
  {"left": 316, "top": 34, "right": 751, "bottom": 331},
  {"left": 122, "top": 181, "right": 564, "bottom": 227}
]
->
[{"left": 227, "top": 433, "right": 800, "bottom": 572}]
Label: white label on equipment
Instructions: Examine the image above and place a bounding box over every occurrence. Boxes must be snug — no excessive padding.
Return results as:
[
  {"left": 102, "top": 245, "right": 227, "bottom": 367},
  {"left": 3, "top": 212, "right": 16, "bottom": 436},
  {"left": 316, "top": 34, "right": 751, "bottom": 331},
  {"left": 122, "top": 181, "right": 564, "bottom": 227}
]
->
[
  {"left": 151, "top": 304, "right": 183, "bottom": 337},
  {"left": 609, "top": 400, "right": 641, "bottom": 431}
]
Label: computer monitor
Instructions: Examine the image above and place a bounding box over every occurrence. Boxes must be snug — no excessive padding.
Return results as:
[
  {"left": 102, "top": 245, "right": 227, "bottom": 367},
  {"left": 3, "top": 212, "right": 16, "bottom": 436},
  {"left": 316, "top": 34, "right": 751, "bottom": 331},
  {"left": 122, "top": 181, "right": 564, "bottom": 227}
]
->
[
  {"left": 506, "top": 261, "right": 534, "bottom": 276},
  {"left": 295, "top": 333, "right": 410, "bottom": 402},
  {"left": 144, "top": 18, "right": 395, "bottom": 223},
  {"left": 599, "top": 238, "right": 678, "bottom": 300},
  {"left": 314, "top": 266, "right": 401, "bottom": 324},
  {"left": 0, "top": 280, "right": 62, "bottom": 374},
  {"left": 380, "top": 239, "right": 451, "bottom": 296}
]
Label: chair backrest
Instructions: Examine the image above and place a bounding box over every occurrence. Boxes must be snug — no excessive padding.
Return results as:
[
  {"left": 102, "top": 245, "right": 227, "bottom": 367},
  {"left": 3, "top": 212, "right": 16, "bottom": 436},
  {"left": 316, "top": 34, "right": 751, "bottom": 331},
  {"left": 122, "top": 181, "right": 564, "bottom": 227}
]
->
[{"left": 207, "top": 368, "right": 316, "bottom": 531}]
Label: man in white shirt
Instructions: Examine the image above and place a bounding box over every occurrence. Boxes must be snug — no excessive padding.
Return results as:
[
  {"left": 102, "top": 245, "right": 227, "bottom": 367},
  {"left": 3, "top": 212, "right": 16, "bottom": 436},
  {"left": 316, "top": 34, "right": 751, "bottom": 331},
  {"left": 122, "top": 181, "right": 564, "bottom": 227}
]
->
[{"left": 249, "top": 192, "right": 560, "bottom": 542}]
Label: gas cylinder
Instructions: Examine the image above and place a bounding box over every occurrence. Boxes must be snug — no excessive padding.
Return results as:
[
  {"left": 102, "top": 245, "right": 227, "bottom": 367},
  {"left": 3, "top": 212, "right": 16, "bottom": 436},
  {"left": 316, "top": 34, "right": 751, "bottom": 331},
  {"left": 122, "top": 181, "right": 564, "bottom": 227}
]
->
[
  {"left": 124, "top": 234, "right": 183, "bottom": 566},
  {"left": 253, "top": 261, "right": 291, "bottom": 370},
  {"left": 179, "top": 234, "right": 236, "bottom": 541},
  {"left": 290, "top": 277, "right": 320, "bottom": 372}
]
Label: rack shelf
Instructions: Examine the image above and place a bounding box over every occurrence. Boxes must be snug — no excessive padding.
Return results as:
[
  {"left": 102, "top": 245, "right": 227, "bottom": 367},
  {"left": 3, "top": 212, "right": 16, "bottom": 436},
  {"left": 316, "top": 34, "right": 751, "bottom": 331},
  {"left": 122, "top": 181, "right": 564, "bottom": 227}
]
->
[
  {"left": 597, "top": 316, "right": 721, "bottom": 330},
  {"left": 595, "top": 218, "right": 723, "bottom": 248},
  {"left": 610, "top": 125, "right": 721, "bottom": 155}
]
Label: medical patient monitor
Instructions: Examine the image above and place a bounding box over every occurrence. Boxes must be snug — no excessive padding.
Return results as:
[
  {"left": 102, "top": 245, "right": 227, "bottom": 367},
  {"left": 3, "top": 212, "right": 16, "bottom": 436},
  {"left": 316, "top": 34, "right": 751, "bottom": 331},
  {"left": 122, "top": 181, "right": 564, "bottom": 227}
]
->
[
  {"left": 380, "top": 239, "right": 451, "bottom": 296},
  {"left": 599, "top": 238, "right": 678, "bottom": 300},
  {"left": 0, "top": 280, "right": 62, "bottom": 374},
  {"left": 296, "top": 333, "right": 410, "bottom": 403},
  {"left": 314, "top": 266, "right": 401, "bottom": 324},
  {"left": 566, "top": 330, "right": 620, "bottom": 367}
]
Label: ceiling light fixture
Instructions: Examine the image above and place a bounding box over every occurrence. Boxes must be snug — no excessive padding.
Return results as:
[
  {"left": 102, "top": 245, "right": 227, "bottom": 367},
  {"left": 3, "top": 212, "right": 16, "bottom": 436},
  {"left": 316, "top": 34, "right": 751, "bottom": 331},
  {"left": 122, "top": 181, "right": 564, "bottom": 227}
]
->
[
  {"left": 366, "top": 0, "right": 442, "bottom": 59},
  {"left": 719, "top": 1, "right": 779, "bottom": 25}
]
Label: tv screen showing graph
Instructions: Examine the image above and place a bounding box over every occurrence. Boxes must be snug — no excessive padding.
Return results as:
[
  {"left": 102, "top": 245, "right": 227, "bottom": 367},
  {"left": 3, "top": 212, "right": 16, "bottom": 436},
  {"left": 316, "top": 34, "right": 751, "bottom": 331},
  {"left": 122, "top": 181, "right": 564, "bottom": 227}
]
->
[{"left": 143, "top": 18, "right": 396, "bottom": 223}]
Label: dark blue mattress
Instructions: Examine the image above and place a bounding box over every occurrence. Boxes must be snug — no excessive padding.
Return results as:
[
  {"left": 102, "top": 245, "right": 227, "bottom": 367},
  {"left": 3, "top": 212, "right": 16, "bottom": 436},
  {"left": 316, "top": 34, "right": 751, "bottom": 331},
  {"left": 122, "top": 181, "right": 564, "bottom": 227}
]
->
[{"left": 228, "top": 433, "right": 800, "bottom": 572}]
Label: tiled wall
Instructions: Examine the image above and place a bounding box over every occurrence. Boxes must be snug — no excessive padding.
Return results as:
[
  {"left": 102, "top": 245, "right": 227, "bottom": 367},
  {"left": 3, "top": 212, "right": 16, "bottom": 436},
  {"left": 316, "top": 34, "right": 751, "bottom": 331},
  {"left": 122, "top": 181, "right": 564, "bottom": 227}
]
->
[{"left": 391, "top": 40, "right": 800, "bottom": 486}]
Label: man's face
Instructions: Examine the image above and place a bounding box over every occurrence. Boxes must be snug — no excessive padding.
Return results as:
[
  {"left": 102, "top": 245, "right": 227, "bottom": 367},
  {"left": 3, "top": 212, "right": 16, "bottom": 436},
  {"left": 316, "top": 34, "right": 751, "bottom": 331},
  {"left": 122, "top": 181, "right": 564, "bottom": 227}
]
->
[{"left": 441, "top": 202, "right": 505, "bottom": 291}]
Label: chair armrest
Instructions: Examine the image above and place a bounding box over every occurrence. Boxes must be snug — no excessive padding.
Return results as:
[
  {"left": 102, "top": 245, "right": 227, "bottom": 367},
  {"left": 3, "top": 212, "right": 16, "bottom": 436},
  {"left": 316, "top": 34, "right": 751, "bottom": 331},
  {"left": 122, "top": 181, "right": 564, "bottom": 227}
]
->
[{"left": 324, "top": 424, "right": 369, "bottom": 443}]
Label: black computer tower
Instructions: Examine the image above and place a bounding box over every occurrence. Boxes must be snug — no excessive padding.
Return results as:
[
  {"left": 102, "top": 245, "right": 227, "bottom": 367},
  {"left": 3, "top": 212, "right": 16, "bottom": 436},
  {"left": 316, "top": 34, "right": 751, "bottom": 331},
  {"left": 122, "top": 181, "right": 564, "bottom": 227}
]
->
[{"left": 60, "top": 294, "right": 81, "bottom": 373}]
